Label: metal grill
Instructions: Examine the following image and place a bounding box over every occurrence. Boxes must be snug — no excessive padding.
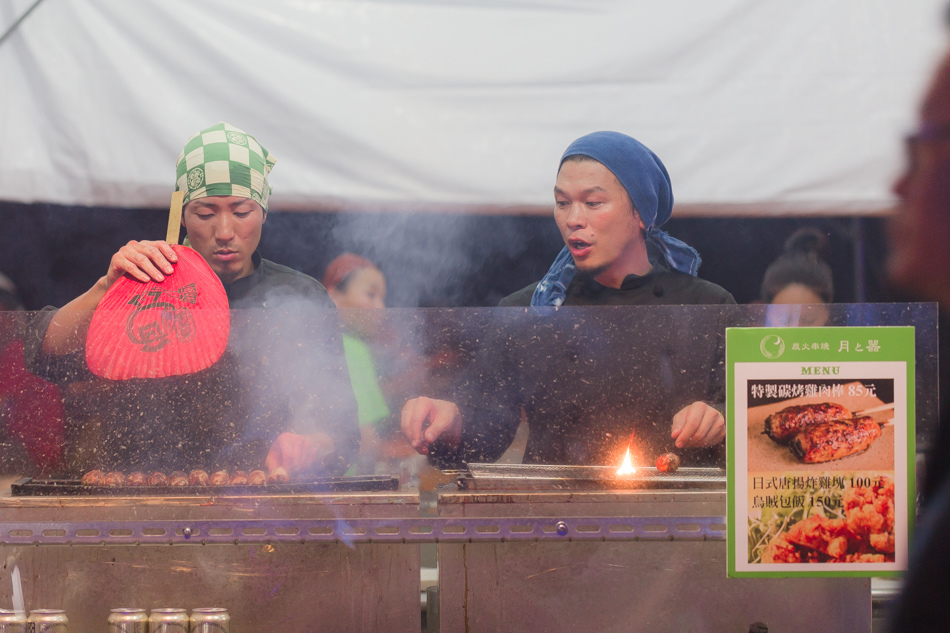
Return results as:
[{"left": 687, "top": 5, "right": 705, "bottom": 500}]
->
[
  {"left": 10, "top": 475, "right": 399, "bottom": 496},
  {"left": 458, "top": 463, "right": 726, "bottom": 490}
]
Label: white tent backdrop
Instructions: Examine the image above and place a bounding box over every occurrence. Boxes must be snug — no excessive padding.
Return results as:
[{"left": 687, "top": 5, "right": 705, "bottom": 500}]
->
[{"left": 0, "top": 0, "right": 946, "bottom": 215}]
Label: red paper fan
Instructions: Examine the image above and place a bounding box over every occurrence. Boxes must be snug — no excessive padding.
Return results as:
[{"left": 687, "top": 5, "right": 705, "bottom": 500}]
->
[{"left": 85, "top": 245, "right": 230, "bottom": 379}]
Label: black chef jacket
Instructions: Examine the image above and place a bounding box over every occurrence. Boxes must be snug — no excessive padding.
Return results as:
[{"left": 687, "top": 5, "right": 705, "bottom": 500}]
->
[
  {"left": 428, "top": 261, "right": 735, "bottom": 469},
  {"left": 23, "top": 252, "right": 359, "bottom": 475}
]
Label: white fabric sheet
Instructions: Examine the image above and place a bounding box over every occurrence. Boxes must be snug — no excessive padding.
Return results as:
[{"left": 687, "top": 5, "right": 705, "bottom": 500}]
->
[{"left": 0, "top": 0, "right": 945, "bottom": 214}]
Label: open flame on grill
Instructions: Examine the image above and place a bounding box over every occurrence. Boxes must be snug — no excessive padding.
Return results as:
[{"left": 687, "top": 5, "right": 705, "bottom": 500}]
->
[{"left": 615, "top": 447, "right": 636, "bottom": 476}]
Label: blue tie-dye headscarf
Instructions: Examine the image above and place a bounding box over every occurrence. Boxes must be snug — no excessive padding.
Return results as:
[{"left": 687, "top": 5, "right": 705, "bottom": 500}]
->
[{"left": 531, "top": 131, "right": 701, "bottom": 307}]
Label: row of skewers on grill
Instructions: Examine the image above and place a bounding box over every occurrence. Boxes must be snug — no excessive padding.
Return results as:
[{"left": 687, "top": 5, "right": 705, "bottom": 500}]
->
[
  {"left": 763, "top": 402, "right": 891, "bottom": 463},
  {"left": 80, "top": 467, "right": 290, "bottom": 487}
]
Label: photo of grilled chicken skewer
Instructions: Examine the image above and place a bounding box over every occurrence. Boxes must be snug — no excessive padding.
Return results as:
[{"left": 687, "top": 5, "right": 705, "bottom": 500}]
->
[
  {"left": 763, "top": 403, "right": 853, "bottom": 444},
  {"left": 789, "top": 416, "right": 882, "bottom": 463},
  {"left": 757, "top": 399, "right": 894, "bottom": 465}
]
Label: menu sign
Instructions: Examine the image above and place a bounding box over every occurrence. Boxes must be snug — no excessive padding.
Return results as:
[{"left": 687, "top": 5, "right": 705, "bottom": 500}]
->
[{"left": 727, "top": 326, "right": 914, "bottom": 578}]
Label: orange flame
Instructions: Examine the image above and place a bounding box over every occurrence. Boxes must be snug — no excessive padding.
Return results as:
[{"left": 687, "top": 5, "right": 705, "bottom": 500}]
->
[{"left": 615, "top": 447, "right": 636, "bottom": 476}]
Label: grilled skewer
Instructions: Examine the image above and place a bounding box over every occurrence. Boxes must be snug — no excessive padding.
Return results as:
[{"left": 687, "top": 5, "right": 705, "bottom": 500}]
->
[
  {"left": 189, "top": 469, "right": 210, "bottom": 486},
  {"left": 81, "top": 470, "right": 105, "bottom": 486}
]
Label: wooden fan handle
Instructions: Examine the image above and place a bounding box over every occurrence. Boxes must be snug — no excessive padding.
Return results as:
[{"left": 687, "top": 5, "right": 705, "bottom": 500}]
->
[{"left": 165, "top": 191, "right": 184, "bottom": 245}]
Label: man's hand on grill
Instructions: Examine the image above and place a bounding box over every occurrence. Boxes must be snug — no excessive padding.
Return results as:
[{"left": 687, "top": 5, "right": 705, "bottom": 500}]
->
[
  {"left": 401, "top": 397, "right": 462, "bottom": 455},
  {"left": 671, "top": 402, "right": 726, "bottom": 449},
  {"left": 265, "top": 432, "right": 334, "bottom": 474}
]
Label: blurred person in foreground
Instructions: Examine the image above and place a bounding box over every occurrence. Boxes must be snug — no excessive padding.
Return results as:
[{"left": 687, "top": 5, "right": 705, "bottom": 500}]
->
[
  {"left": 886, "top": 20, "right": 950, "bottom": 632},
  {"left": 761, "top": 227, "right": 834, "bottom": 327},
  {"left": 401, "top": 131, "right": 735, "bottom": 468},
  {"left": 0, "top": 273, "right": 65, "bottom": 474},
  {"left": 24, "top": 123, "right": 358, "bottom": 475}
]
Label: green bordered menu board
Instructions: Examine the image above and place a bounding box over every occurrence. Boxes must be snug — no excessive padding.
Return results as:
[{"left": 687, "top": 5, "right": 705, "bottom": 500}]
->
[{"left": 727, "top": 326, "right": 914, "bottom": 578}]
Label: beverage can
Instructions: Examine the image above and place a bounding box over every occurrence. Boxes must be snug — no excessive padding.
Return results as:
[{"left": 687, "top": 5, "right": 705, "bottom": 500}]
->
[
  {"left": 148, "top": 609, "right": 189, "bottom": 633},
  {"left": 0, "top": 610, "right": 27, "bottom": 633},
  {"left": 26, "top": 610, "right": 67, "bottom": 633},
  {"left": 108, "top": 608, "right": 148, "bottom": 633},
  {"left": 189, "top": 608, "right": 228, "bottom": 633}
]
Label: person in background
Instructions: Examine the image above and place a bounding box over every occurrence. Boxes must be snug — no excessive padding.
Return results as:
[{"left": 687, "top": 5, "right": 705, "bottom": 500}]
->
[
  {"left": 886, "top": 14, "right": 950, "bottom": 631},
  {"left": 23, "top": 123, "right": 358, "bottom": 475},
  {"left": 323, "top": 253, "right": 437, "bottom": 480},
  {"left": 0, "top": 272, "right": 65, "bottom": 474},
  {"left": 323, "top": 253, "right": 391, "bottom": 473},
  {"left": 760, "top": 227, "right": 833, "bottom": 327},
  {"left": 401, "top": 131, "right": 734, "bottom": 468}
]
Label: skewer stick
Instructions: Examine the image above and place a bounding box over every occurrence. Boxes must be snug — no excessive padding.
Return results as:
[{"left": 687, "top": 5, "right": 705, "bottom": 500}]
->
[
  {"left": 854, "top": 402, "right": 895, "bottom": 417},
  {"left": 165, "top": 191, "right": 184, "bottom": 245},
  {"left": 855, "top": 403, "right": 895, "bottom": 427}
]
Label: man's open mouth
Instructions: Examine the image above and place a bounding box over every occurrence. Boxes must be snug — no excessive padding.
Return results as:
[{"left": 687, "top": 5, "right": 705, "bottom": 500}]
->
[{"left": 568, "top": 239, "right": 592, "bottom": 256}]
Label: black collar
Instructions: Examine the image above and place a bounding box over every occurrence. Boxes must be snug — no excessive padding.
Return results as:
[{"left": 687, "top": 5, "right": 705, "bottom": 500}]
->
[
  {"left": 578, "top": 260, "right": 668, "bottom": 294},
  {"left": 223, "top": 251, "right": 262, "bottom": 302}
]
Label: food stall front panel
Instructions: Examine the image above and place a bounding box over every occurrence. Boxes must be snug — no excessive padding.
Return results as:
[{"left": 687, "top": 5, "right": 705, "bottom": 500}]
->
[{"left": 0, "top": 304, "right": 938, "bottom": 631}]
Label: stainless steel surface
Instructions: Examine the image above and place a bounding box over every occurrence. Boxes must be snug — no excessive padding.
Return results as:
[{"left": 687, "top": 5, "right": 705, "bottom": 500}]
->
[
  {"left": 0, "top": 491, "right": 422, "bottom": 633},
  {"left": 3, "top": 543, "right": 420, "bottom": 633},
  {"left": 436, "top": 487, "right": 871, "bottom": 633},
  {"left": 424, "top": 587, "right": 439, "bottom": 633},
  {"left": 461, "top": 463, "right": 726, "bottom": 490},
  {"left": 439, "top": 488, "right": 728, "bottom": 518},
  {"left": 0, "top": 482, "right": 726, "bottom": 544},
  {"left": 438, "top": 541, "right": 871, "bottom": 633},
  {"left": 0, "top": 515, "right": 725, "bottom": 544}
]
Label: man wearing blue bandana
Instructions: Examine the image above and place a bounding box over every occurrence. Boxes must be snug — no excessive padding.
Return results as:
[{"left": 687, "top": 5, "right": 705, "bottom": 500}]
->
[{"left": 402, "top": 132, "right": 734, "bottom": 465}]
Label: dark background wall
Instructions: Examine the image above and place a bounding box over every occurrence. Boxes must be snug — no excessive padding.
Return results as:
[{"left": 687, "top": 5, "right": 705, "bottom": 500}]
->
[
  {"left": 0, "top": 201, "right": 895, "bottom": 310},
  {"left": 3, "top": 200, "right": 945, "bottom": 450}
]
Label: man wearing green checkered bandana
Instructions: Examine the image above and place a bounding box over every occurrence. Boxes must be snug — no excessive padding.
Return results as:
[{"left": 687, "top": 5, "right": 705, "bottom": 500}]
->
[
  {"left": 29, "top": 122, "right": 360, "bottom": 477},
  {"left": 173, "top": 122, "right": 276, "bottom": 284},
  {"left": 176, "top": 122, "right": 276, "bottom": 215}
]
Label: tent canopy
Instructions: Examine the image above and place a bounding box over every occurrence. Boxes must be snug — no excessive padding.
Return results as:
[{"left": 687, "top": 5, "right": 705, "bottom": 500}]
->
[{"left": 0, "top": 0, "right": 946, "bottom": 215}]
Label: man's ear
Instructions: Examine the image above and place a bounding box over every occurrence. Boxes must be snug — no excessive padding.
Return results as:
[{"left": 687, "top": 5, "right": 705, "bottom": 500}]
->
[{"left": 633, "top": 208, "right": 646, "bottom": 231}]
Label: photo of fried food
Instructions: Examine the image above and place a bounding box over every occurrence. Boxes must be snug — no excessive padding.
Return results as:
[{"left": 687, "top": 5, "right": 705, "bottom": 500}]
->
[{"left": 757, "top": 477, "right": 894, "bottom": 564}]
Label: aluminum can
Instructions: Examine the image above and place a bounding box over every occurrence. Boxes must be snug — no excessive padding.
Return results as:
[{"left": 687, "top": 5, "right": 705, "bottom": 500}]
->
[
  {"left": 0, "top": 610, "right": 27, "bottom": 633},
  {"left": 148, "top": 609, "right": 189, "bottom": 633},
  {"left": 108, "top": 609, "right": 148, "bottom": 633},
  {"left": 26, "top": 610, "right": 67, "bottom": 633},
  {"left": 189, "top": 609, "right": 228, "bottom": 633}
]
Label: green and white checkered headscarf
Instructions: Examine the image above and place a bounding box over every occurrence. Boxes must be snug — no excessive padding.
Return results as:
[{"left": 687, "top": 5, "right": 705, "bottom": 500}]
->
[{"left": 175, "top": 122, "right": 277, "bottom": 211}]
